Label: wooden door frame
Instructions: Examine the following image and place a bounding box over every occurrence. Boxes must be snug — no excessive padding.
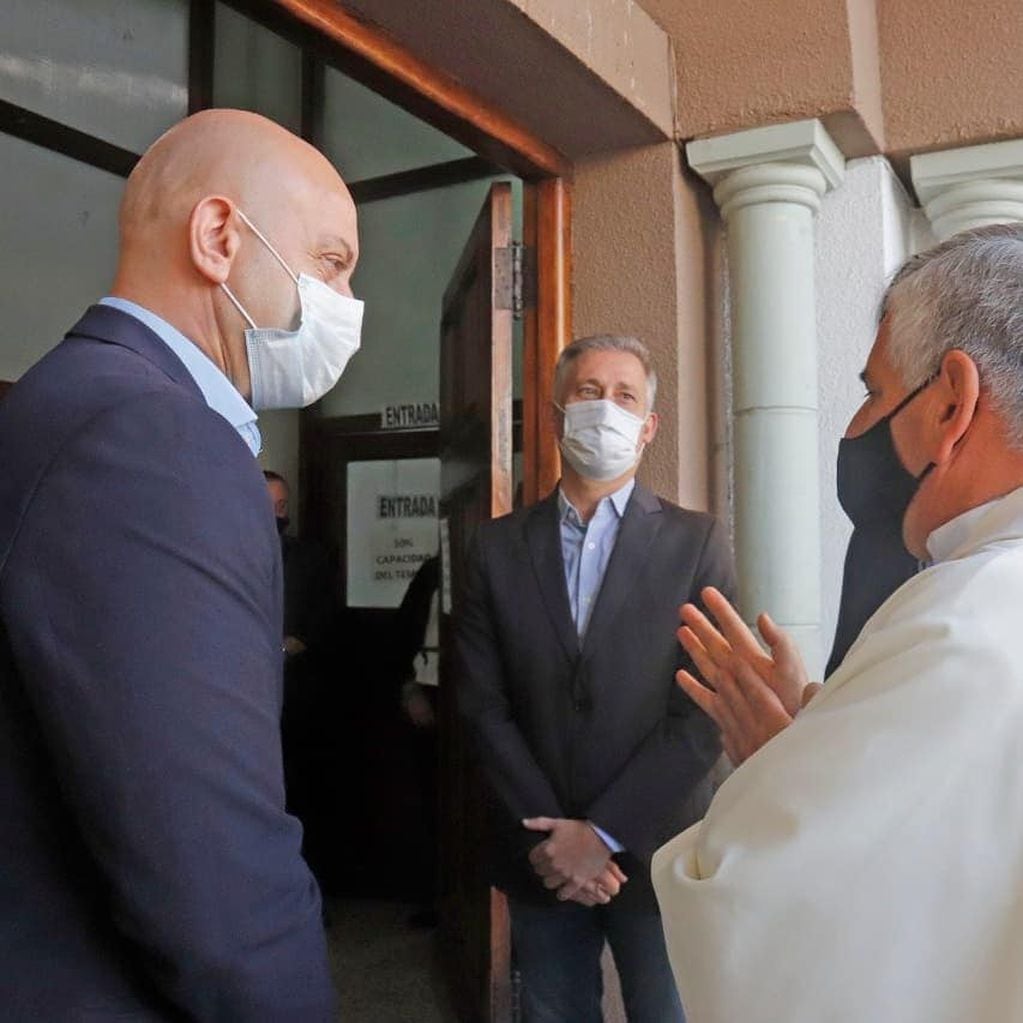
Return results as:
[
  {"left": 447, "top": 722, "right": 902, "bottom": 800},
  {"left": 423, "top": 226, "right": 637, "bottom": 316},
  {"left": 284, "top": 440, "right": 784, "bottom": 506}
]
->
[{"left": 235, "top": 0, "right": 571, "bottom": 502}]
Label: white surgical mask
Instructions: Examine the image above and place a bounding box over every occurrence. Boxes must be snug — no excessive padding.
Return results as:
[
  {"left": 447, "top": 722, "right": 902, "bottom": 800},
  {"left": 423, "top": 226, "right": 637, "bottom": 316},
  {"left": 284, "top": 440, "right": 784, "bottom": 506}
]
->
[
  {"left": 221, "top": 210, "right": 363, "bottom": 410},
  {"left": 557, "top": 399, "right": 647, "bottom": 481}
]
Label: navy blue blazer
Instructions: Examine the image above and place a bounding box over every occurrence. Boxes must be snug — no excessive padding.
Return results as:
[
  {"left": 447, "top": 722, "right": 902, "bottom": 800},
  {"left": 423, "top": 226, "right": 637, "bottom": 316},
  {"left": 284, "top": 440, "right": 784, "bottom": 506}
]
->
[{"left": 0, "top": 306, "right": 336, "bottom": 1020}]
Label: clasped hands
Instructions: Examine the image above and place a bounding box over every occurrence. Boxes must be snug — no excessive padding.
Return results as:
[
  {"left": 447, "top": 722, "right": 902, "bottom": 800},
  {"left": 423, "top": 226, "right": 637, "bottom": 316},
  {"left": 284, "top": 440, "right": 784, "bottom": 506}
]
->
[
  {"left": 522, "top": 817, "right": 628, "bottom": 907},
  {"left": 676, "top": 586, "right": 821, "bottom": 765},
  {"left": 518, "top": 588, "right": 817, "bottom": 905}
]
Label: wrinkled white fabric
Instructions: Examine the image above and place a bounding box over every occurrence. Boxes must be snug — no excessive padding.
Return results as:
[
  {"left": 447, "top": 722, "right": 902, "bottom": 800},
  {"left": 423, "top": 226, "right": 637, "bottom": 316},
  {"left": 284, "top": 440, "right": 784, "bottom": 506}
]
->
[{"left": 653, "top": 485, "right": 1023, "bottom": 1023}]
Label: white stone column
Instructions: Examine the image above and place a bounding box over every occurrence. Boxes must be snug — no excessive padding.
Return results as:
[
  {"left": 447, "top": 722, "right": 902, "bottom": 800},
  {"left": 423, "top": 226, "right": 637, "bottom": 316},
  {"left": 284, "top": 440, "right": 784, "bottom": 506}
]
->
[
  {"left": 687, "top": 120, "right": 845, "bottom": 672},
  {"left": 912, "top": 138, "right": 1023, "bottom": 241}
]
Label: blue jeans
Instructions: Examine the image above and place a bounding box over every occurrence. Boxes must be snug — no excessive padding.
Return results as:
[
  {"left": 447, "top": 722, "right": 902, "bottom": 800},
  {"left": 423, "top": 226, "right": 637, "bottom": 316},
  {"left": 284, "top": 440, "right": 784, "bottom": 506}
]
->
[{"left": 508, "top": 898, "right": 684, "bottom": 1023}]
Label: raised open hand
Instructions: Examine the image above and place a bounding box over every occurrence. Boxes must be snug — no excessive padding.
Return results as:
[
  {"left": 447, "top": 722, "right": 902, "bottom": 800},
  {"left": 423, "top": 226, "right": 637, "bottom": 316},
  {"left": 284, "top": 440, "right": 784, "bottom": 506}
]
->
[
  {"left": 679, "top": 587, "right": 809, "bottom": 716},
  {"left": 675, "top": 587, "right": 814, "bottom": 764}
]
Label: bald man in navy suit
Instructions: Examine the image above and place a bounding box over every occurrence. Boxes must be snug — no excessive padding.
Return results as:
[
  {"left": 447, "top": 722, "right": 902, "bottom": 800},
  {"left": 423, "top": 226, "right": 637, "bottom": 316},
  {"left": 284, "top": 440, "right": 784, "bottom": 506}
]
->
[{"left": 0, "top": 110, "right": 362, "bottom": 1020}]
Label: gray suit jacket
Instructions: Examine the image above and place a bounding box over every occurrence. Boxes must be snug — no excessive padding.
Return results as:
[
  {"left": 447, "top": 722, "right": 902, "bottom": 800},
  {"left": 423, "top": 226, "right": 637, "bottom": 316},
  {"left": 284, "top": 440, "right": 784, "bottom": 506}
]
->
[{"left": 456, "top": 483, "right": 736, "bottom": 910}]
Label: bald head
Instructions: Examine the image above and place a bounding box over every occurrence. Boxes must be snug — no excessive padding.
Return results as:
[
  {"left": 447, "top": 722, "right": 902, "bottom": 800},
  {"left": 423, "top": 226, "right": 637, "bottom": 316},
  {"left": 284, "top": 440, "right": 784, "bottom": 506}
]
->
[
  {"left": 111, "top": 109, "right": 359, "bottom": 400},
  {"left": 120, "top": 109, "right": 350, "bottom": 247}
]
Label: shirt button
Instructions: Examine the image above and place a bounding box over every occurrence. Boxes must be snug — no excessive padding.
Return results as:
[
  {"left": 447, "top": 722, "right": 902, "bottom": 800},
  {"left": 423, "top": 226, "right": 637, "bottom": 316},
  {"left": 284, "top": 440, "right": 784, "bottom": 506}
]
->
[{"left": 587, "top": 542, "right": 596, "bottom": 550}]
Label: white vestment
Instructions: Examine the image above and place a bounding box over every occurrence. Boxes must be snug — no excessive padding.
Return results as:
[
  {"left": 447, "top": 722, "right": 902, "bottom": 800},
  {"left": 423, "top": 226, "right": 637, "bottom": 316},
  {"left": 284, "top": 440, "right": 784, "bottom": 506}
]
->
[{"left": 653, "top": 486, "right": 1023, "bottom": 1023}]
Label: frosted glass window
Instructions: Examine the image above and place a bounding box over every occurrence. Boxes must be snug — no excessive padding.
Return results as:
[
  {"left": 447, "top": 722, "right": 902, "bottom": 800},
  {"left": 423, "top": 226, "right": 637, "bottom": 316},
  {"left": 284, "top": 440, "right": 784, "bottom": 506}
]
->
[
  {"left": 213, "top": 3, "right": 302, "bottom": 134},
  {"left": 322, "top": 67, "right": 472, "bottom": 182},
  {"left": 0, "top": 134, "right": 122, "bottom": 381},
  {"left": 0, "top": 0, "right": 188, "bottom": 154}
]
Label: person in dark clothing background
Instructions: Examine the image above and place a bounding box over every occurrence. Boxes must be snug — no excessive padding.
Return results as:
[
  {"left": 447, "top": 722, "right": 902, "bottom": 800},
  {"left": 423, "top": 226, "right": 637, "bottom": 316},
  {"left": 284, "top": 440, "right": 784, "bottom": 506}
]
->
[
  {"left": 264, "top": 470, "right": 337, "bottom": 885},
  {"left": 265, "top": 470, "right": 334, "bottom": 663},
  {"left": 395, "top": 553, "right": 441, "bottom": 729},
  {"left": 393, "top": 553, "right": 442, "bottom": 925}
]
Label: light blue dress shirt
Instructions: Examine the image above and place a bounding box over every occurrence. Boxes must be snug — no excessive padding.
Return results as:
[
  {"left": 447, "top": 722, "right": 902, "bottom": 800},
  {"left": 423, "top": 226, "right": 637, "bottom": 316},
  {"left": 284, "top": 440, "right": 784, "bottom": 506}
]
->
[
  {"left": 98, "top": 296, "right": 262, "bottom": 456},
  {"left": 558, "top": 477, "right": 635, "bottom": 640},
  {"left": 558, "top": 477, "right": 635, "bottom": 854}
]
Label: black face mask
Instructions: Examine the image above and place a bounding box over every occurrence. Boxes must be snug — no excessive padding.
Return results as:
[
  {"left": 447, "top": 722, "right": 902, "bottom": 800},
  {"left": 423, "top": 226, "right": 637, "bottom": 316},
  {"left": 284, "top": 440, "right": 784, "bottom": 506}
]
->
[
  {"left": 275, "top": 515, "right": 290, "bottom": 536},
  {"left": 836, "top": 378, "right": 935, "bottom": 530}
]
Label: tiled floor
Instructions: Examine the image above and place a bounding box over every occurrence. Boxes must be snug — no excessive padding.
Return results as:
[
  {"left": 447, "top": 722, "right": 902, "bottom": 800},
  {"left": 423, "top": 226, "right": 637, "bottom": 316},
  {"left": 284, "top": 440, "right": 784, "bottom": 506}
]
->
[
  {"left": 324, "top": 896, "right": 627, "bottom": 1022},
  {"left": 325, "top": 897, "right": 457, "bottom": 1022}
]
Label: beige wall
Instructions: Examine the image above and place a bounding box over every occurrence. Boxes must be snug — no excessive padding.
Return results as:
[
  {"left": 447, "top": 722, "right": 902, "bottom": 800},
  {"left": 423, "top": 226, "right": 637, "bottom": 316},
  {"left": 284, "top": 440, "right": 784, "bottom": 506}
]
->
[
  {"left": 573, "top": 141, "right": 719, "bottom": 511},
  {"left": 348, "top": 0, "right": 1023, "bottom": 173},
  {"left": 879, "top": 0, "right": 1023, "bottom": 160},
  {"left": 640, "top": 0, "right": 884, "bottom": 157},
  {"left": 640, "top": 0, "right": 1023, "bottom": 163}
]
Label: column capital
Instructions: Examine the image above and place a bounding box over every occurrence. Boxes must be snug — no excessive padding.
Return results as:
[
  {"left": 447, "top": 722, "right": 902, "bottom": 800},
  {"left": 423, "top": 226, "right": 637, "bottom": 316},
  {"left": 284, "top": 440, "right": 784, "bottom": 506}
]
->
[
  {"left": 911, "top": 138, "right": 1023, "bottom": 240},
  {"left": 686, "top": 118, "right": 846, "bottom": 198}
]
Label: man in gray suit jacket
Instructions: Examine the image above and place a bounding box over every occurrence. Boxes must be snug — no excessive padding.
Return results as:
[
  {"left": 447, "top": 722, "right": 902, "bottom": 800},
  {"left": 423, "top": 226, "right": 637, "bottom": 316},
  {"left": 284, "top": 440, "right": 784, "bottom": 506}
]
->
[{"left": 457, "top": 335, "right": 736, "bottom": 1022}]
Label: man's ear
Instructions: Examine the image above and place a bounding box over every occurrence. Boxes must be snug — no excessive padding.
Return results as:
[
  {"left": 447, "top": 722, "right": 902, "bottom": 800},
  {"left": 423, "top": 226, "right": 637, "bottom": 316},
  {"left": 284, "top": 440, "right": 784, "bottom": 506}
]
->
[
  {"left": 933, "top": 349, "right": 980, "bottom": 463},
  {"left": 641, "top": 411, "right": 659, "bottom": 446},
  {"left": 188, "top": 196, "right": 240, "bottom": 285}
]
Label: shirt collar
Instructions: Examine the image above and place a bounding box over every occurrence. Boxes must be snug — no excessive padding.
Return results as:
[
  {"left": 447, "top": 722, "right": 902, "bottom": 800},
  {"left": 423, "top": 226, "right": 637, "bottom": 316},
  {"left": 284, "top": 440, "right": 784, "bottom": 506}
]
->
[
  {"left": 558, "top": 477, "right": 636, "bottom": 525},
  {"left": 926, "top": 484, "right": 1023, "bottom": 563},
  {"left": 98, "top": 296, "right": 260, "bottom": 456}
]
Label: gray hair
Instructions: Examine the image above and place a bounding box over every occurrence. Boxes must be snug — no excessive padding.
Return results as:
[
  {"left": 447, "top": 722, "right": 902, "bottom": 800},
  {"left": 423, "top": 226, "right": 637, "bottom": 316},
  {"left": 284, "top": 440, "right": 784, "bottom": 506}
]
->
[
  {"left": 882, "top": 223, "right": 1023, "bottom": 448},
  {"left": 553, "top": 334, "right": 658, "bottom": 411}
]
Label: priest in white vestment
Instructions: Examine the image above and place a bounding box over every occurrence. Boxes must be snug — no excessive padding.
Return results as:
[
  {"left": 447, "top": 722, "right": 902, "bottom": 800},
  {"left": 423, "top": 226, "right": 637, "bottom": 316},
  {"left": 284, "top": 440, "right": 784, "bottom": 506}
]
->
[{"left": 653, "top": 224, "right": 1023, "bottom": 1023}]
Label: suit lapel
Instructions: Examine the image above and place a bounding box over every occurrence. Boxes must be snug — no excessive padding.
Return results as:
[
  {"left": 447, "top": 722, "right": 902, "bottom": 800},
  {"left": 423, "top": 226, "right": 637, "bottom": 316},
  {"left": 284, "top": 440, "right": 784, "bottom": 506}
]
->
[
  {"left": 525, "top": 493, "right": 580, "bottom": 662},
  {"left": 581, "top": 483, "right": 663, "bottom": 655},
  {"left": 66, "top": 304, "right": 204, "bottom": 398}
]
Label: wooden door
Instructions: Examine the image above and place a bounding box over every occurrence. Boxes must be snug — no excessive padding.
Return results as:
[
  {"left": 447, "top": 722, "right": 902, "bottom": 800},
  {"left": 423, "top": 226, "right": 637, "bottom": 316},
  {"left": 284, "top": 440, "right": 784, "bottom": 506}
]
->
[{"left": 438, "top": 181, "right": 514, "bottom": 1023}]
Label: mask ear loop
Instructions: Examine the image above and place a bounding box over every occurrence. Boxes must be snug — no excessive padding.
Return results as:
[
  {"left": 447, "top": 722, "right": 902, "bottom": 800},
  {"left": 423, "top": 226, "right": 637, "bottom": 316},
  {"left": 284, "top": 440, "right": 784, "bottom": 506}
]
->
[
  {"left": 893, "top": 371, "right": 943, "bottom": 484},
  {"left": 235, "top": 209, "right": 300, "bottom": 285},
  {"left": 221, "top": 208, "right": 301, "bottom": 331},
  {"left": 885, "top": 371, "right": 939, "bottom": 423},
  {"left": 220, "top": 282, "right": 258, "bottom": 330}
]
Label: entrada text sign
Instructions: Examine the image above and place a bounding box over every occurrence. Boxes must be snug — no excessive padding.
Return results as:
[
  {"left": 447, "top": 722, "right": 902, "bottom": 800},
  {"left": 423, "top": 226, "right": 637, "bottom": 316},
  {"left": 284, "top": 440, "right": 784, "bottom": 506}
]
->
[
  {"left": 347, "top": 458, "right": 440, "bottom": 608},
  {"left": 380, "top": 402, "right": 439, "bottom": 429}
]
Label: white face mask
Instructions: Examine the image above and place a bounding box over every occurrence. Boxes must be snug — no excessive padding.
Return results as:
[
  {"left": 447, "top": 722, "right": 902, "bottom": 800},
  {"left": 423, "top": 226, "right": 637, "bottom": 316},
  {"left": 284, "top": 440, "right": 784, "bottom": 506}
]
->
[
  {"left": 557, "top": 398, "right": 647, "bottom": 481},
  {"left": 220, "top": 210, "right": 363, "bottom": 411}
]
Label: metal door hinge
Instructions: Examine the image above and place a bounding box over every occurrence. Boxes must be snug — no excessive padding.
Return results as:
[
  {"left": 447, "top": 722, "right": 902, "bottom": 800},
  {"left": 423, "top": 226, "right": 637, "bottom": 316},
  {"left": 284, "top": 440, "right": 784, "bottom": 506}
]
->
[{"left": 495, "top": 242, "right": 536, "bottom": 319}]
